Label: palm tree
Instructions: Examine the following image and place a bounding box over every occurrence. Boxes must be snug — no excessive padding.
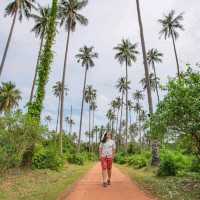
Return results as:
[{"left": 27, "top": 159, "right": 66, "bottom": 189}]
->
[
  {"left": 58, "top": 0, "right": 88, "bottom": 144},
  {"left": 65, "top": 116, "right": 70, "bottom": 133},
  {"left": 114, "top": 39, "right": 138, "bottom": 150},
  {"left": 68, "top": 118, "right": 75, "bottom": 135},
  {"left": 0, "top": 82, "right": 21, "bottom": 113},
  {"left": 133, "top": 90, "right": 144, "bottom": 103},
  {"left": 133, "top": 102, "right": 142, "bottom": 146},
  {"left": 114, "top": 97, "right": 121, "bottom": 134},
  {"left": 52, "top": 81, "right": 68, "bottom": 132},
  {"left": 29, "top": 5, "right": 51, "bottom": 102},
  {"left": 90, "top": 100, "right": 97, "bottom": 138},
  {"left": 127, "top": 100, "right": 133, "bottom": 125},
  {"left": 45, "top": 115, "right": 52, "bottom": 127},
  {"left": 0, "top": 0, "right": 35, "bottom": 76},
  {"left": 129, "top": 122, "right": 138, "bottom": 143},
  {"left": 147, "top": 48, "right": 163, "bottom": 102},
  {"left": 93, "top": 125, "right": 99, "bottom": 146},
  {"left": 140, "top": 73, "right": 159, "bottom": 92},
  {"left": 106, "top": 109, "right": 115, "bottom": 132},
  {"left": 76, "top": 46, "right": 98, "bottom": 151},
  {"left": 116, "top": 77, "right": 130, "bottom": 148},
  {"left": 158, "top": 10, "right": 184, "bottom": 77},
  {"left": 135, "top": 0, "right": 153, "bottom": 115},
  {"left": 85, "top": 85, "right": 96, "bottom": 152}
]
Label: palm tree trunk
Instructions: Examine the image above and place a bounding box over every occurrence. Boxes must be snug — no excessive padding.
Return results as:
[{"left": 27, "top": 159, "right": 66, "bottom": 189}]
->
[
  {"left": 29, "top": 35, "right": 44, "bottom": 102},
  {"left": 56, "top": 95, "right": 61, "bottom": 132},
  {"left": 0, "top": 9, "right": 18, "bottom": 77},
  {"left": 115, "top": 109, "right": 120, "bottom": 134},
  {"left": 92, "top": 109, "right": 95, "bottom": 152},
  {"left": 78, "top": 67, "right": 88, "bottom": 151},
  {"left": 171, "top": 31, "right": 180, "bottom": 77},
  {"left": 59, "top": 24, "right": 71, "bottom": 154},
  {"left": 129, "top": 108, "right": 132, "bottom": 125},
  {"left": 136, "top": 0, "right": 153, "bottom": 114},
  {"left": 88, "top": 105, "right": 91, "bottom": 152},
  {"left": 125, "top": 60, "right": 128, "bottom": 151},
  {"left": 152, "top": 62, "right": 160, "bottom": 103},
  {"left": 118, "top": 92, "right": 124, "bottom": 149}
]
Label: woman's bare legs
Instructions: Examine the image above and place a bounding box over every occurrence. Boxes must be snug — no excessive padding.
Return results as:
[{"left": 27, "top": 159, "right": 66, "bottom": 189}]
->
[
  {"left": 107, "top": 169, "right": 112, "bottom": 183},
  {"left": 102, "top": 169, "right": 107, "bottom": 183}
]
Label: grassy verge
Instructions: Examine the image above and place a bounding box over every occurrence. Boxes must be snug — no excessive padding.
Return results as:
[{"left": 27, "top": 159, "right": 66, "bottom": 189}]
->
[
  {"left": 0, "top": 162, "right": 94, "bottom": 200},
  {"left": 118, "top": 165, "right": 200, "bottom": 200}
]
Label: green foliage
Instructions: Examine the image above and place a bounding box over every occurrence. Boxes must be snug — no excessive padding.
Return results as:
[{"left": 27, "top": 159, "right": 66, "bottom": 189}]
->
[
  {"left": 0, "top": 112, "right": 44, "bottom": 172},
  {"left": 151, "top": 67, "right": 200, "bottom": 158},
  {"left": 67, "top": 153, "right": 84, "bottom": 165},
  {"left": 127, "top": 143, "right": 141, "bottom": 154},
  {"left": 190, "top": 158, "right": 200, "bottom": 173},
  {"left": 127, "top": 154, "right": 149, "bottom": 169},
  {"left": 28, "top": 0, "right": 58, "bottom": 120},
  {"left": 158, "top": 150, "right": 192, "bottom": 176},
  {"left": 32, "top": 145, "right": 64, "bottom": 171},
  {"left": 114, "top": 152, "right": 128, "bottom": 164}
]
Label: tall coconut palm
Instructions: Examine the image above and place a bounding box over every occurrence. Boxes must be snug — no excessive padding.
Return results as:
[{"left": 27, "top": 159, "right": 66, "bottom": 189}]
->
[
  {"left": 65, "top": 116, "right": 70, "bottom": 133},
  {"left": 129, "top": 122, "right": 138, "bottom": 143},
  {"left": 52, "top": 81, "right": 68, "bottom": 132},
  {"left": 127, "top": 100, "right": 133, "bottom": 125},
  {"left": 0, "top": 81, "right": 21, "bottom": 113},
  {"left": 111, "top": 99, "right": 118, "bottom": 133},
  {"left": 68, "top": 118, "right": 75, "bottom": 135},
  {"left": 58, "top": 0, "right": 88, "bottom": 145},
  {"left": 133, "top": 90, "right": 144, "bottom": 104},
  {"left": 106, "top": 109, "right": 115, "bottom": 132},
  {"left": 45, "top": 115, "right": 52, "bottom": 127},
  {"left": 114, "top": 39, "right": 138, "bottom": 150},
  {"left": 140, "top": 73, "right": 159, "bottom": 92},
  {"left": 29, "top": 5, "right": 51, "bottom": 102},
  {"left": 158, "top": 10, "right": 184, "bottom": 77},
  {"left": 85, "top": 85, "right": 96, "bottom": 152},
  {"left": 0, "top": 0, "right": 35, "bottom": 77},
  {"left": 133, "top": 102, "right": 142, "bottom": 146},
  {"left": 90, "top": 100, "right": 97, "bottom": 140},
  {"left": 76, "top": 46, "right": 98, "bottom": 151},
  {"left": 114, "top": 97, "right": 121, "bottom": 134},
  {"left": 147, "top": 48, "right": 163, "bottom": 102},
  {"left": 93, "top": 125, "right": 99, "bottom": 146},
  {"left": 116, "top": 77, "right": 130, "bottom": 149},
  {"left": 135, "top": 0, "right": 153, "bottom": 115}
]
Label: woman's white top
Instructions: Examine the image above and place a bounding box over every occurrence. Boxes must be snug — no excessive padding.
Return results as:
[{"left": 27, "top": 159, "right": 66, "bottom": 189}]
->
[{"left": 99, "top": 139, "right": 116, "bottom": 158}]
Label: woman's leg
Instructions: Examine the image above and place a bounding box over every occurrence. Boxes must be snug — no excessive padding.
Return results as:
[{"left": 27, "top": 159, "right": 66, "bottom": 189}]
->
[
  {"left": 107, "top": 158, "right": 113, "bottom": 184},
  {"left": 107, "top": 168, "right": 112, "bottom": 180},
  {"left": 102, "top": 169, "right": 107, "bottom": 183},
  {"left": 101, "top": 157, "right": 107, "bottom": 185}
]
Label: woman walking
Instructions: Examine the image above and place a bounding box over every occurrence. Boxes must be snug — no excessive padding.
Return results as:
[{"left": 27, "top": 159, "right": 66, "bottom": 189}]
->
[{"left": 99, "top": 132, "right": 116, "bottom": 187}]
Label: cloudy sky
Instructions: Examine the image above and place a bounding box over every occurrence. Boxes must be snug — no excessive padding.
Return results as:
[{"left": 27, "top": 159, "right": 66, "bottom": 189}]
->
[{"left": 0, "top": 0, "right": 200, "bottom": 133}]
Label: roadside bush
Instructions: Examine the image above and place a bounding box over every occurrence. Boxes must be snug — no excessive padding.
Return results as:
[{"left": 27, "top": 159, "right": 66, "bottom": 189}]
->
[
  {"left": 190, "top": 158, "right": 200, "bottom": 173},
  {"left": 67, "top": 153, "right": 84, "bottom": 165},
  {"left": 127, "top": 143, "right": 141, "bottom": 154},
  {"left": 114, "top": 152, "right": 127, "bottom": 164},
  {"left": 0, "top": 112, "right": 44, "bottom": 172},
  {"left": 127, "top": 154, "right": 148, "bottom": 169},
  {"left": 32, "top": 145, "right": 64, "bottom": 171},
  {"left": 158, "top": 150, "right": 192, "bottom": 176}
]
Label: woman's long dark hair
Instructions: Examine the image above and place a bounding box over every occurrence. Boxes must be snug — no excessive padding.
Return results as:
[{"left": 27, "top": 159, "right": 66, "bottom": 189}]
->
[{"left": 101, "top": 132, "right": 112, "bottom": 143}]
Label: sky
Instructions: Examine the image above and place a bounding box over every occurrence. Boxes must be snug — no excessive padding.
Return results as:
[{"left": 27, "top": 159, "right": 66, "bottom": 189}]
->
[{"left": 0, "top": 0, "right": 200, "bottom": 134}]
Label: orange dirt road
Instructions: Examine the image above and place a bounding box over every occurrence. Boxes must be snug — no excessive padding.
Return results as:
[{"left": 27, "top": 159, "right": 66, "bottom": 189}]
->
[{"left": 65, "top": 163, "right": 155, "bottom": 200}]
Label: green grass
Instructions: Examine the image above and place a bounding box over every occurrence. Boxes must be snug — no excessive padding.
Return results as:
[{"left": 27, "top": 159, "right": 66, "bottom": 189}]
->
[
  {"left": 118, "top": 165, "right": 200, "bottom": 200},
  {"left": 0, "top": 162, "right": 94, "bottom": 200}
]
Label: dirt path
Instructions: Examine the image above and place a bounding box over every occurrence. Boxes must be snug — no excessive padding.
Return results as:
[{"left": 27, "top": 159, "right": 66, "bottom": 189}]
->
[{"left": 64, "top": 163, "right": 155, "bottom": 200}]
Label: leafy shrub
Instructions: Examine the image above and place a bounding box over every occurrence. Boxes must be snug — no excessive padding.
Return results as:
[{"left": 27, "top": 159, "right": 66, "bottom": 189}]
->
[
  {"left": 32, "top": 145, "right": 64, "bottom": 171},
  {"left": 127, "top": 143, "right": 141, "bottom": 154},
  {"left": 190, "top": 158, "right": 200, "bottom": 173},
  {"left": 158, "top": 150, "right": 192, "bottom": 176},
  {"left": 0, "top": 112, "right": 44, "bottom": 172},
  {"left": 67, "top": 153, "right": 84, "bottom": 165},
  {"left": 127, "top": 154, "right": 148, "bottom": 169},
  {"left": 114, "top": 152, "right": 127, "bottom": 164}
]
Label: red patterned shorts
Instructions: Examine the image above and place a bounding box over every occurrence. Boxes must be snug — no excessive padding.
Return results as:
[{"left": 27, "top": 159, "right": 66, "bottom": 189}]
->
[{"left": 101, "top": 157, "right": 113, "bottom": 170}]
